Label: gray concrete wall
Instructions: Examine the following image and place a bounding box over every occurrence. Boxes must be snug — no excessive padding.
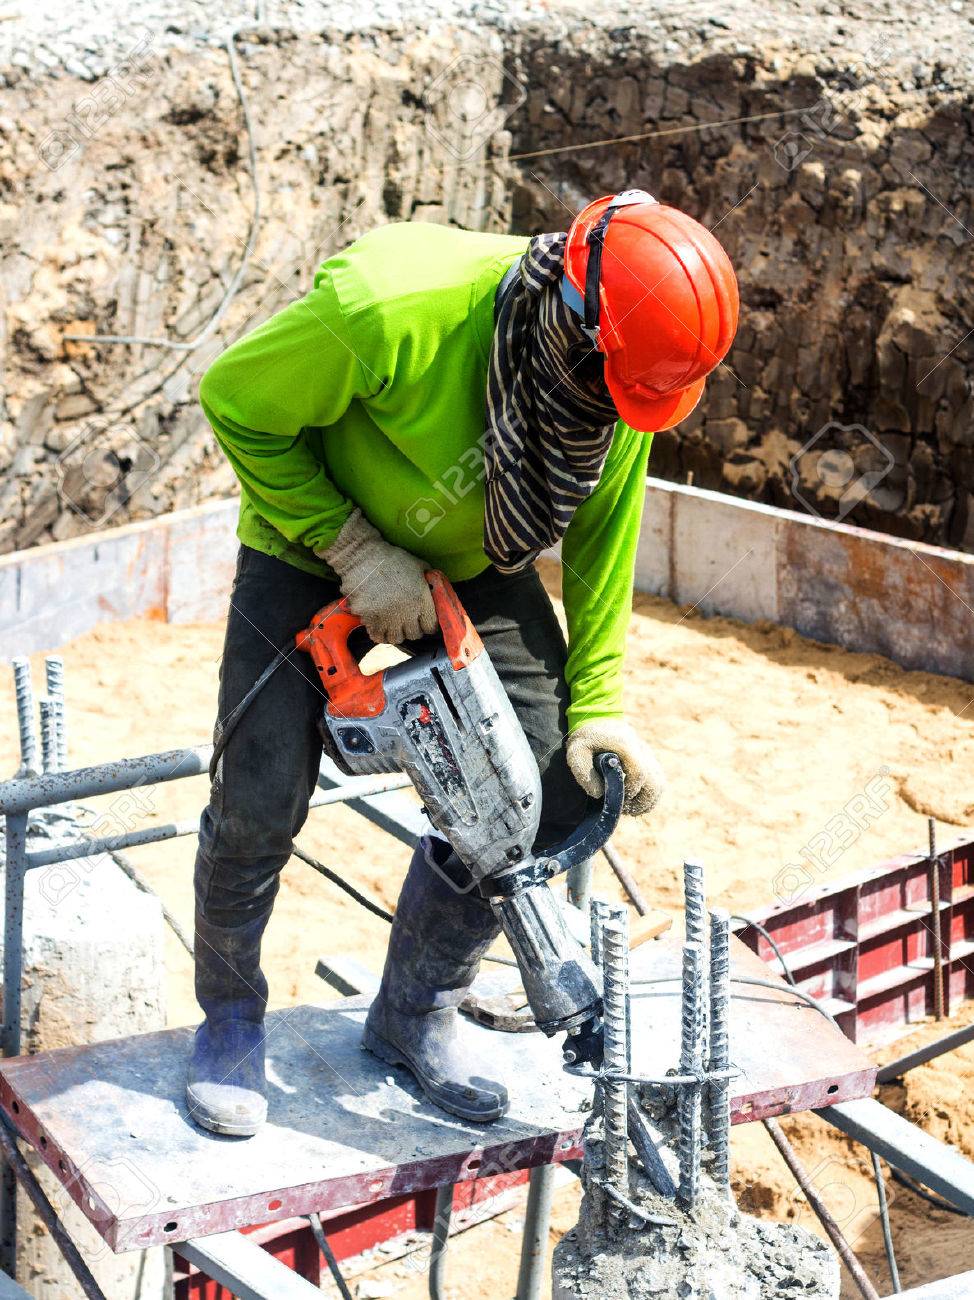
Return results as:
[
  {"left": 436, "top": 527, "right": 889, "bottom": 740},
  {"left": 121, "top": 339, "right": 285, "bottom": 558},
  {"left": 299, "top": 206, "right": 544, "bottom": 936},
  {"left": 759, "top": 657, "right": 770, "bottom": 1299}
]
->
[
  {"left": 1, "top": 484, "right": 972, "bottom": 683},
  {"left": 0, "top": 499, "right": 240, "bottom": 659},
  {"left": 636, "top": 478, "right": 974, "bottom": 682}
]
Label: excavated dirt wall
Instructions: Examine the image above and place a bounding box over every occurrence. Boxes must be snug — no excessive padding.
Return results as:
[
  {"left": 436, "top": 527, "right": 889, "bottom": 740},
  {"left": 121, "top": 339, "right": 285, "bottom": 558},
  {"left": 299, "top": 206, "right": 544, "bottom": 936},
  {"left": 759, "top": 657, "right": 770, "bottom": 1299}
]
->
[
  {"left": 508, "top": 12, "right": 974, "bottom": 548},
  {"left": 2, "top": 2, "right": 973, "bottom": 552},
  {"left": 0, "top": 19, "right": 512, "bottom": 551}
]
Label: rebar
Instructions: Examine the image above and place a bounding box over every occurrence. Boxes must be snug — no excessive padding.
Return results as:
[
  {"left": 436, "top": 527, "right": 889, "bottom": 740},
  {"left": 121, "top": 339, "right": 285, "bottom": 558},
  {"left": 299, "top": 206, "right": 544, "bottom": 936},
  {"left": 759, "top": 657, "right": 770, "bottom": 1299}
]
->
[
  {"left": 590, "top": 897, "right": 612, "bottom": 970},
  {"left": 39, "top": 699, "right": 58, "bottom": 776},
  {"left": 45, "top": 656, "right": 67, "bottom": 772},
  {"left": 627, "top": 1094, "right": 677, "bottom": 1199},
  {"left": 600, "top": 904, "right": 631, "bottom": 1225},
  {"left": 871, "top": 1151, "right": 901, "bottom": 1293},
  {"left": 307, "top": 1212, "right": 354, "bottom": 1300},
  {"left": 683, "top": 860, "right": 706, "bottom": 949},
  {"left": 602, "top": 843, "right": 649, "bottom": 915},
  {"left": 683, "top": 859, "right": 708, "bottom": 1049},
  {"left": 708, "top": 908, "right": 732, "bottom": 1195},
  {"left": 928, "top": 818, "right": 945, "bottom": 1020},
  {"left": 764, "top": 1117, "right": 881, "bottom": 1300},
  {"left": 678, "top": 941, "right": 706, "bottom": 1208},
  {"left": 11, "top": 658, "right": 38, "bottom": 777}
]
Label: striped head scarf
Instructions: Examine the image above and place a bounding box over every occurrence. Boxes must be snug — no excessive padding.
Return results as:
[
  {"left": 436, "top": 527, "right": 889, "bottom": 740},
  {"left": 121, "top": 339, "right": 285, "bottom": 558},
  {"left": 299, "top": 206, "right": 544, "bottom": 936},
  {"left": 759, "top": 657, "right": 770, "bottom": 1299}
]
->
[{"left": 483, "top": 232, "right": 619, "bottom": 573}]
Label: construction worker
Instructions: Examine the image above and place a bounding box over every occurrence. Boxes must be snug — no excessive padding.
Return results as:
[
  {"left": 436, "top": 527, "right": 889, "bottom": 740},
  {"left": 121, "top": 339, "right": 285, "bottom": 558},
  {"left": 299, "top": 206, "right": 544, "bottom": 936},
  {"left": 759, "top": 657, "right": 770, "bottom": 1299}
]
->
[{"left": 188, "top": 191, "right": 739, "bottom": 1136}]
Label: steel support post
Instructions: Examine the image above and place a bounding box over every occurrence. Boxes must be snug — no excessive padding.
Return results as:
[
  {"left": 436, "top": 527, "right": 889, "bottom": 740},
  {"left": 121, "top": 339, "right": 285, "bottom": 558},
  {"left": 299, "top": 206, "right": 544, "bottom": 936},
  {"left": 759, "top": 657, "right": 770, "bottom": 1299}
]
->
[
  {"left": 515, "top": 1163, "right": 556, "bottom": 1300},
  {"left": 0, "top": 812, "right": 28, "bottom": 1280},
  {"left": 428, "top": 1183, "right": 453, "bottom": 1300},
  {"left": 876, "top": 1022, "right": 974, "bottom": 1084},
  {"left": 567, "top": 857, "right": 593, "bottom": 912},
  {"left": 177, "top": 1232, "right": 325, "bottom": 1300}
]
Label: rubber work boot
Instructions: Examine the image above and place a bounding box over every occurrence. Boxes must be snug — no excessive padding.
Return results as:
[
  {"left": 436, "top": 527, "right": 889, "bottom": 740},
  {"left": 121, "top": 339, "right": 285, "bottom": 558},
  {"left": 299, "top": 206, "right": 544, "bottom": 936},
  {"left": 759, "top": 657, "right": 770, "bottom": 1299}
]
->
[
  {"left": 186, "top": 910, "right": 270, "bottom": 1137},
  {"left": 363, "top": 837, "right": 510, "bottom": 1122}
]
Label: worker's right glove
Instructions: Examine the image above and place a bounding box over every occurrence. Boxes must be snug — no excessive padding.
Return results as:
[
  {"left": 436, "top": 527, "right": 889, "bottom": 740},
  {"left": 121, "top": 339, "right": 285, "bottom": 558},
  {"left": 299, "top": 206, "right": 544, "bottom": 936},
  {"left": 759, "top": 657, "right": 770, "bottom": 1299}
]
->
[
  {"left": 318, "top": 508, "right": 438, "bottom": 646},
  {"left": 566, "top": 718, "right": 665, "bottom": 817}
]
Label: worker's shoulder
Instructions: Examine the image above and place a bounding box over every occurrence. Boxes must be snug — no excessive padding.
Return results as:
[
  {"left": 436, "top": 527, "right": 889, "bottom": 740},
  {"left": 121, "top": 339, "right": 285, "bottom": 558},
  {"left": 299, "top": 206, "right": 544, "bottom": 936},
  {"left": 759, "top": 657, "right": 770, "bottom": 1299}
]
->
[{"left": 318, "top": 222, "right": 528, "bottom": 317}]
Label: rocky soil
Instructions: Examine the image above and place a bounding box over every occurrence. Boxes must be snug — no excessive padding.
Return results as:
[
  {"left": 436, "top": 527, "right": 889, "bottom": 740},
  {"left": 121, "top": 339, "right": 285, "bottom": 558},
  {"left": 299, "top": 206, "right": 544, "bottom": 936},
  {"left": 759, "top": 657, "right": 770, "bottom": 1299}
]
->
[
  {"left": 2, "top": 0, "right": 973, "bottom": 545},
  {"left": 510, "top": 0, "right": 974, "bottom": 548}
]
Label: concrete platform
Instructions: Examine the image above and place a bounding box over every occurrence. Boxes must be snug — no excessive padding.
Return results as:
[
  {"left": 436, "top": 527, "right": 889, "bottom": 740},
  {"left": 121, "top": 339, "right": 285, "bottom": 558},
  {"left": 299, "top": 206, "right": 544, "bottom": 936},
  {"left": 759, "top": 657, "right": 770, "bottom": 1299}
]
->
[{"left": 0, "top": 937, "right": 874, "bottom": 1253}]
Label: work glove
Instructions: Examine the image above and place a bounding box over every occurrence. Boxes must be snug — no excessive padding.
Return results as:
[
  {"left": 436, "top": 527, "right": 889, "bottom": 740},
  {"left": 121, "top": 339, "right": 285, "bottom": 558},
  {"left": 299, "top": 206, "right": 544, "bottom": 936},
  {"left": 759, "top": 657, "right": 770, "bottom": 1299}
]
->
[
  {"left": 318, "top": 508, "right": 438, "bottom": 645},
  {"left": 566, "top": 718, "right": 665, "bottom": 817}
]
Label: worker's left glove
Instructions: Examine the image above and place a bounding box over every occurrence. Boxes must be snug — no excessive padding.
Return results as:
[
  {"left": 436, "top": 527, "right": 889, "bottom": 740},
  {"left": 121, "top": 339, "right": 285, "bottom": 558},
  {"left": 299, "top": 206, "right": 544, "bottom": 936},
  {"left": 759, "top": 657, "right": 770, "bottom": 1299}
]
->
[
  {"left": 318, "top": 508, "right": 438, "bottom": 645},
  {"left": 566, "top": 719, "right": 665, "bottom": 817}
]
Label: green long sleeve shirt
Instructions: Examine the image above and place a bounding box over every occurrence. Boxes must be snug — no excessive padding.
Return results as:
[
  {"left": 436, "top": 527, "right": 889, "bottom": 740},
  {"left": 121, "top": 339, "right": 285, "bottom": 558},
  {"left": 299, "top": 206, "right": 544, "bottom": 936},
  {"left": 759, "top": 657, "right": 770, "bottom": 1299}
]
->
[{"left": 198, "top": 221, "right": 652, "bottom": 730}]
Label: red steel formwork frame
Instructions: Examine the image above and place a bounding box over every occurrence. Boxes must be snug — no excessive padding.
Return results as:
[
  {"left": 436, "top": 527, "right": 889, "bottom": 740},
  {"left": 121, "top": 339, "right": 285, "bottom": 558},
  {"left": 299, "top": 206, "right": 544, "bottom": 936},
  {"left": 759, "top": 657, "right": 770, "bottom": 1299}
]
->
[
  {"left": 733, "top": 836, "right": 974, "bottom": 1044},
  {"left": 172, "top": 1174, "right": 529, "bottom": 1298}
]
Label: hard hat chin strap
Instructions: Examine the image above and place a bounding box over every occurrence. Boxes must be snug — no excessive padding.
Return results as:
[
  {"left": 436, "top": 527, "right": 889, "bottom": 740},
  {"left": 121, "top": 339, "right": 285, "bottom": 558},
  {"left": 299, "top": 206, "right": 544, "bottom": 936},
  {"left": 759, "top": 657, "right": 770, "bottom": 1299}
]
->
[{"left": 579, "top": 189, "right": 657, "bottom": 343}]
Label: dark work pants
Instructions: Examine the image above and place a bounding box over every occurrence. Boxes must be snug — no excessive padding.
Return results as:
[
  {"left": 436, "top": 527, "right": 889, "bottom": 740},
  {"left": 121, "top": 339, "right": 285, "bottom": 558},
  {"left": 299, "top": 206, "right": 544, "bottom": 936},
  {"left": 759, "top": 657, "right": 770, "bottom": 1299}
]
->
[{"left": 195, "top": 546, "right": 591, "bottom": 928}]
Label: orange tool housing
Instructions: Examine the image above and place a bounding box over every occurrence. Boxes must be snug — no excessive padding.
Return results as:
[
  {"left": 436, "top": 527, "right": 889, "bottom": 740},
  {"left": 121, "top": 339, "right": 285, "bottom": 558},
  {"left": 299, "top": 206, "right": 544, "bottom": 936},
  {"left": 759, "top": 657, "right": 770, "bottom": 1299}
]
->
[{"left": 295, "top": 571, "right": 484, "bottom": 719}]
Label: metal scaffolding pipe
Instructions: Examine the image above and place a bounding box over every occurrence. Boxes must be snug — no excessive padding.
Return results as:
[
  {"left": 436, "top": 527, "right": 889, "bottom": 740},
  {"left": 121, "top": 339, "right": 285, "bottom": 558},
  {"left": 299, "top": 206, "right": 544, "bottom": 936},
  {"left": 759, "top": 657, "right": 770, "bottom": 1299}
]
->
[
  {"left": 22, "top": 774, "right": 412, "bottom": 870},
  {"left": 0, "top": 746, "right": 212, "bottom": 814}
]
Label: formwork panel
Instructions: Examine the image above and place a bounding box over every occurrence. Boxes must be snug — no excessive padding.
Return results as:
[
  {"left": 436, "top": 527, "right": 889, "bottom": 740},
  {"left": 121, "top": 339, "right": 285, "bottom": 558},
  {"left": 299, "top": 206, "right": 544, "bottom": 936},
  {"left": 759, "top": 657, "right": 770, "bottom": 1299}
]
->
[
  {"left": 0, "top": 939, "right": 874, "bottom": 1252},
  {"left": 735, "top": 836, "right": 974, "bottom": 1045}
]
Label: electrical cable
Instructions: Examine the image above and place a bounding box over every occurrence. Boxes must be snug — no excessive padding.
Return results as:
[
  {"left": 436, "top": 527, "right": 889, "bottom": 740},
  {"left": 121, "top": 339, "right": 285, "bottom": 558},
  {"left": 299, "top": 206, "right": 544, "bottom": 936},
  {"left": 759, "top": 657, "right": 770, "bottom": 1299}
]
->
[
  {"left": 630, "top": 973, "right": 841, "bottom": 1030},
  {"left": 208, "top": 642, "right": 293, "bottom": 779},
  {"left": 508, "top": 103, "right": 821, "bottom": 161},
  {"left": 109, "top": 849, "right": 194, "bottom": 955},
  {"left": 291, "top": 842, "right": 517, "bottom": 967},
  {"left": 291, "top": 844, "right": 395, "bottom": 923},
  {"left": 871, "top": 1151, "right": 901, "bottom": 1292},
  {"left": 729, "top": 913, "right": 797, "bottom": 986},
  {"left": 889, "top": 1168, "right": 971, "bottom": 1218}
]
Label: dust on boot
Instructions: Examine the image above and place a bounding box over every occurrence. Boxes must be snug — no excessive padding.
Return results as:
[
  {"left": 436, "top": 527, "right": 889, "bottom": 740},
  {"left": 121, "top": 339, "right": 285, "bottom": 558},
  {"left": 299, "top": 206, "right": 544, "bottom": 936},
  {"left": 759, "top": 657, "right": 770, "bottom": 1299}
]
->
[
  {"left": 186, "top": 909, "right": 270, "bottom": 1137},
  {"left": 363, "top": 836, "right": 509, "bottom": 1123}
]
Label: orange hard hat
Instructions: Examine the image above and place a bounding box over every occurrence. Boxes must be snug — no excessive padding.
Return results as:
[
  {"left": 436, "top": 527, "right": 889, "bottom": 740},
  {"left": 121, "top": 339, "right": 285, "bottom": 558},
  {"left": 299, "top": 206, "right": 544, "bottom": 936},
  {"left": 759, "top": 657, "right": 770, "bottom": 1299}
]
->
[{"left": 562, "top": 190, "right": 739, "bottom": 432}]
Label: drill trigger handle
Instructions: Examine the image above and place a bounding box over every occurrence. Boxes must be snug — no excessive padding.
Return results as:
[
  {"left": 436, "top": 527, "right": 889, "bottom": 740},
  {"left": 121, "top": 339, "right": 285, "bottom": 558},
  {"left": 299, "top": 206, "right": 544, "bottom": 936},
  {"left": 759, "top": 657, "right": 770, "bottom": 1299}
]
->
[{"left": 294, "top": 570, "right": 483, "bottom": 718}]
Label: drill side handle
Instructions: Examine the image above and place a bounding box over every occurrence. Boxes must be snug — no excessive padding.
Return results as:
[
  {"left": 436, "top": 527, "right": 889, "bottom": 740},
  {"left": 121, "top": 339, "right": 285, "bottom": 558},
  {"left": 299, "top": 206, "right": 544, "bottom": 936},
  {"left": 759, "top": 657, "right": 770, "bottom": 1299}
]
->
[
  {"left": 549, "top": 751, "right": 626, "bottom": 872},
  {"left": 487, "top": 752, "right": 626, "bottom": 898}
]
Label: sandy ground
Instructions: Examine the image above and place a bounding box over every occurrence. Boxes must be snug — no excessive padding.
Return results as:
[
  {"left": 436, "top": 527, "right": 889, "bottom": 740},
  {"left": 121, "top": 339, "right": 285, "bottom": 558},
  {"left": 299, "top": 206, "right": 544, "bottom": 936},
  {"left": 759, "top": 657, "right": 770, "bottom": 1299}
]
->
[{"left": 2, "top": 563, "right": 973, "bottom": 1296}]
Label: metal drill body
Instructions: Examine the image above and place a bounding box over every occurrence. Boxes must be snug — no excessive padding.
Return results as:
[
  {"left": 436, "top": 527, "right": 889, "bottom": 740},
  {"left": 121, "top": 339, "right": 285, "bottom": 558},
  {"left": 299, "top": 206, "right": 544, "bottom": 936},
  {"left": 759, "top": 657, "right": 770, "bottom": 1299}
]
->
[{"left": 299, "top": 577, "right": 611, "bottom": 1053}]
